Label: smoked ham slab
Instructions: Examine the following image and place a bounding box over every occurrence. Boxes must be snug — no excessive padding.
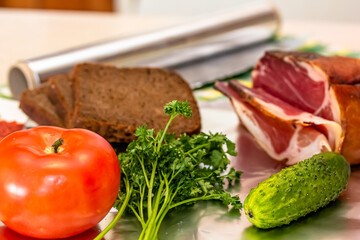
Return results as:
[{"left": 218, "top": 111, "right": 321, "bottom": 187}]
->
[
  {"left": 215, "top": 51, "right": 360, "bottom": 165},
  {"left": 216, "top": 80, "right": 342, "bottom": 165}
]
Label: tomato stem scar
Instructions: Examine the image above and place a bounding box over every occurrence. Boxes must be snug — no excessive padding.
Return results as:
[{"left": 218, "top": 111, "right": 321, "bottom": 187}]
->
[{"left": 52, "top": 138, "right": 64, "bottom": 153}]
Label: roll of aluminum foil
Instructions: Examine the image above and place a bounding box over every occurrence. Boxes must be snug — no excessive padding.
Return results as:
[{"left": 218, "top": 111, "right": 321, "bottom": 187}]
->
[{"left": 8, "top": 0, "right": 280, "bottom": 99}]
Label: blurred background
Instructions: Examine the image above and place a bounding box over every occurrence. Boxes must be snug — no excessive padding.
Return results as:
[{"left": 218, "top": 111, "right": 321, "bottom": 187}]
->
[
  {"left": 1, "top": 0, "right": 360, "bottom": 88},
  {"left": 0, "top": 0, "right": 359, "bottom": 22}
]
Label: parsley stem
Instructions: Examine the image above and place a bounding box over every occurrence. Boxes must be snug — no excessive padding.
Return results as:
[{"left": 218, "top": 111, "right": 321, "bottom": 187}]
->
[
  {"left": 169, "top": 195, "right": 215, "bottom": 209},
  {"left": 136, "top": 154, "right": 150, "bottom": 188},
  {"left": 154, "top": 174, "right": 171, "bottom": 224},
  {"left": 94, "top": 183, "right": 133, "bottom": 240},
  {"left": 139, "top": 186, "right": 145, "bottom": 221},
  {"left": 143, "top": 180, "right": 164, "bottom": 239},
  {"left": 186, "top": 143, "right": 209, "bottom": 154},
  {"left": 129, "top": 205, "right": 145, "bottom": 227},
  {"left": 157, "top": 115, "right": 176, "bottom": 152},
  {"left": 153, "top": 207, "right": 170, "bottom": 237},
  {"left": 147, "top": 160, "right": 158, "bottom": 217}
]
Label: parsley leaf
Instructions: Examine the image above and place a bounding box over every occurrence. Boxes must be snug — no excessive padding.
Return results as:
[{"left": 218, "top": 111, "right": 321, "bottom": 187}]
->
[
  {"left": 164, "top": 100, "right": 192, "bottom": 117},
  {"left": 95, "top": 100, "right": 242, "bottom": 240}
]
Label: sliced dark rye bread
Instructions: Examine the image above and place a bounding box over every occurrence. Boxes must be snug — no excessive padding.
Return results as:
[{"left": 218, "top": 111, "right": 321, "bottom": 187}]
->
[
  {"left": 70, "top": 63, "right": 201, "bottom": 142},
  {"left": 18, "top": 63, "right": 201, "bottom": 143},
  {"left": 19, "top": 83, "right": 65, "bottom": 127},
  {"left": 47, "top": 74, "right": 74, "bottom": 127}
]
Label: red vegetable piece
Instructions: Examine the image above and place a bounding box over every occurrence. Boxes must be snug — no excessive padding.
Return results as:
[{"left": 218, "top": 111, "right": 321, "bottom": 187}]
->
[{"left": 0, "top": 126, "right": 120, "bottom": 239}]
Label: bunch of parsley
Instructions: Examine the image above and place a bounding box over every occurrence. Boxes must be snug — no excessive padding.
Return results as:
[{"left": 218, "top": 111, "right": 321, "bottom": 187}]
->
[{"left": 95, "top": 100, "right": 242, "bottom": 240}]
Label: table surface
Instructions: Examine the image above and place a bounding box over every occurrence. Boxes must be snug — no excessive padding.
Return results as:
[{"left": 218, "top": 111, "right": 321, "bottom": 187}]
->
[
  {"left": 1, "top": 8, "right": 360, "bottom": 240},
  {"left": 1, "top": 8, "right": 360, "bottom": 85}
]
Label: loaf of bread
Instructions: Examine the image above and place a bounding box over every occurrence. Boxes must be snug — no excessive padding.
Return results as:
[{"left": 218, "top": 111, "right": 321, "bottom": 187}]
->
[{"left": 19, "top": 63, "right": 201, "bottom": 143}]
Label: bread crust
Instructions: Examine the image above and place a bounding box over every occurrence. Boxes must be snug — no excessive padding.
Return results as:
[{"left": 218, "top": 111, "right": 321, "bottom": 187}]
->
[
  {"left": 19, "top": 84, "right": 65, "bottom": 127},
  {"left": 47, "top": 74, "right": 74, "bottom": 127}
]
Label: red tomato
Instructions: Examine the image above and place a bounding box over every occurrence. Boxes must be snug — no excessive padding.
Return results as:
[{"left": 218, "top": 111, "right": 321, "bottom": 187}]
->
[
  {"left": 0, "top": 126, "right": 120, "bottom": 239},
  {"left": 0, "top": 225, "right": 102, "bottom": 240}
]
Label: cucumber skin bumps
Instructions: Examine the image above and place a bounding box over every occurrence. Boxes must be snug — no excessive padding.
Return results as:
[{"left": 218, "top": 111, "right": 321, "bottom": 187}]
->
[{"left": 244, "top": 152, "right": 350, "bottom": 229}]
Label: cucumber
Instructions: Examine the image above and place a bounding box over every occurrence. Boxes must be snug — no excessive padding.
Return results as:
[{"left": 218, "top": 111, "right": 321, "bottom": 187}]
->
[{"left": 244, "top": 152, "right": 350, "bottom": 229}]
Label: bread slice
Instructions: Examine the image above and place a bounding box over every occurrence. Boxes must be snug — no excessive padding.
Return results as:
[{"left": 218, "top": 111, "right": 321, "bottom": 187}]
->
[
  {"left": 19, "top": 84, "right": 65, "bottom": 127},
  {"left": 19, "top": 63, "right": 201, "bottom": 143},
  {"left": 70, "top": 63, "right": 201, "bottom": 142},
  {"left": 47, "top": 74, "right": 74, "bottom": 127}
]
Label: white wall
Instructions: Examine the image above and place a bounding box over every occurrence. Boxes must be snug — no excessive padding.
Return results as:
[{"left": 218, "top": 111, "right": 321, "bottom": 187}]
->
[
  {"left": 116, "top": 0, "right": 360, "bottom": 23},
  {"left": 273, "top": 0, "right": 360, "bottom": 22}
]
